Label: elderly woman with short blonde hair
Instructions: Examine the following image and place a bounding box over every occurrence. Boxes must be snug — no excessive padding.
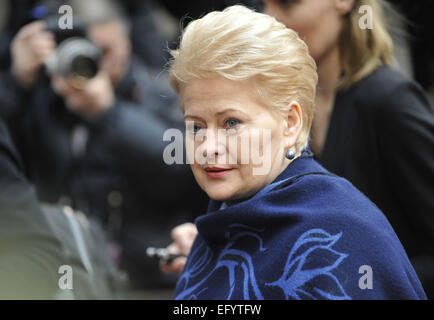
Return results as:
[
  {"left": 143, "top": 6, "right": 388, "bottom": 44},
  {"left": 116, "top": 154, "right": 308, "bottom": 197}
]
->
[{"left": 164, "top": 5, "right": 426, "bottom": 300}]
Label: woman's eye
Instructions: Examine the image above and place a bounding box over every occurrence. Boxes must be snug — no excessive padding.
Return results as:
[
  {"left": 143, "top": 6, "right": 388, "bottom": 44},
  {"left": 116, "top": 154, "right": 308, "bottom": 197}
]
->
[
  {"left": 224, "top": 118, "right": 241, "bottom": 129},
  {"left": 189, "top": 124, "right": 202, "bottom": 133},
  {"left": 186, "top": 123, "right": 203, "bottom": 134},
  {"left": 193, "top": 125, "right": 202, "bottom": 133},
  {"left": 279, "top": 0, "right": 296, "bottom": 7}
]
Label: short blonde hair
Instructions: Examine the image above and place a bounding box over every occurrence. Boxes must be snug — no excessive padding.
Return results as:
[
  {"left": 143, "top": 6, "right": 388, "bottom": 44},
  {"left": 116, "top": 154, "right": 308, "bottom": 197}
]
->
[
  {"left": 339, "top": 0, "right": 394, "bottom": 88},
  {"left": 169, "top": 5, "right": 318, "bottom": 152}
]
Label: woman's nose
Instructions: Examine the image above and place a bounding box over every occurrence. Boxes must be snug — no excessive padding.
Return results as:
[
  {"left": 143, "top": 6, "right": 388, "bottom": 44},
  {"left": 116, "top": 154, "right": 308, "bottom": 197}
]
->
[{"left": 201, "top": 129, "right": 226, "bottom": 162}]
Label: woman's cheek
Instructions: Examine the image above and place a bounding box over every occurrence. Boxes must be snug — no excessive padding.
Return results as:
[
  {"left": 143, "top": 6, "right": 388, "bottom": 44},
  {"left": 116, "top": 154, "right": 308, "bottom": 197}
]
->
[
  {"left": 185, "top": 134, "right": 198, "bottom": 165},
  {"left": 191, "top": 164, "right": 206, "bottom": 188},
  {"left": 233, "top": 129, "right": 250, "bottom": 165}
]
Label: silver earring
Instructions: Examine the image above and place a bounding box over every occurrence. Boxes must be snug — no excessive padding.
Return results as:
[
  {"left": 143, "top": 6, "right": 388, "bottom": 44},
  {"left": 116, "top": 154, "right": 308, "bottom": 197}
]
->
[{"left": 286, "top": 149, "right": 295, "bottom": 160}]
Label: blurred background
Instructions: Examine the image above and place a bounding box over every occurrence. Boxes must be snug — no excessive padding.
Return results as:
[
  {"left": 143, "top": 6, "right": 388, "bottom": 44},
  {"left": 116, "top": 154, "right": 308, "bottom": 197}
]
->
[
  {"left": 1, "top": 1, "right": 434, "bottom": 91},
  {"left": 0, "top": 0, "right": 432, "bottom": 299}
]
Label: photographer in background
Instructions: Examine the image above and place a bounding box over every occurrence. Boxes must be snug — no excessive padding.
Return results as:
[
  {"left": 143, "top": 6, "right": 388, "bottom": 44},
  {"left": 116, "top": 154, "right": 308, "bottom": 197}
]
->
[{"left": 0, "top": 0, "right": 206, "bottom": 295}]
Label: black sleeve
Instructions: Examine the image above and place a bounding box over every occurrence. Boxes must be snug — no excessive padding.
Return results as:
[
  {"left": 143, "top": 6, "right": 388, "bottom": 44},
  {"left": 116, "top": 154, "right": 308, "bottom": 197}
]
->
[
  {"left": 376, "top": 81, "right": 434, "bottom": 245},
  {"left": 0, "top": 119, "right": 67, "bottom": 299},
  {"left": 0, "top": 69, "right": 28, "bottom": 120}
]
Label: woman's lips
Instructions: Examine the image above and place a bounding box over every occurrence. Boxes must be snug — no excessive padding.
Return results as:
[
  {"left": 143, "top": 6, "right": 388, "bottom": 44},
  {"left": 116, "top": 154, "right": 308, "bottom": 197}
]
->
[{"left": 204, "top": 167, "right": 233, "bottom": 178}]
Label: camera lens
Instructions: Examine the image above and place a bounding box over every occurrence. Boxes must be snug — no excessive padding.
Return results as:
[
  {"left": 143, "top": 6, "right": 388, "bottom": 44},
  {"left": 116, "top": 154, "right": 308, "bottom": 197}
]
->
[
  {"left": 71, "top": 55, "right": 99, "bottom": 79},
  {"left": 45, "top": 37, "right": 102, "bottom": 82}
]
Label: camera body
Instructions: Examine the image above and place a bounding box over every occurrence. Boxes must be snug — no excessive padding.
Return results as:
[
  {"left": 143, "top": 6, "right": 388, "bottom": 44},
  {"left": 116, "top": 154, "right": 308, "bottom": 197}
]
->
[{"left": 36, "top": 12, "right": 102, "bottom": 89}]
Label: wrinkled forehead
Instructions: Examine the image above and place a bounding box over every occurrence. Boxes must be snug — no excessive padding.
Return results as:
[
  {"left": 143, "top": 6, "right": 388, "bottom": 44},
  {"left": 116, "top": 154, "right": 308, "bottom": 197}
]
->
[
  {"left": 184, "top": 75, "right": 268, "bottom": 101},
  {"left": 179, "top": 77, "right": 281, "bottom": 123},
  {"left": 179, "top": 78, "right": 259, "bottom": 112}
]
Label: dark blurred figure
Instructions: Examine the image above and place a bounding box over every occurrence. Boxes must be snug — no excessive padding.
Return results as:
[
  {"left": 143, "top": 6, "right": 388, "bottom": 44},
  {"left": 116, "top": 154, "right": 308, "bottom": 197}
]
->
[
  {"left": 0, "top": 0, "right": 207, "bottom": 293},
  {"left": 0, "top": 117, "right": 66, "bottom": 299},
  {"left": 0, "top": 117, "right": 124, "bottom": 299}
]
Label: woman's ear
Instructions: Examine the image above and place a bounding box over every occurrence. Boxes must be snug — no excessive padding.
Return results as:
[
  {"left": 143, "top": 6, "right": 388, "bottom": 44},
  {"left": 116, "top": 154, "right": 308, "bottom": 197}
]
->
[
  {"left": 282, "top": 101, "right": 303, "bottom": 149},
  {"left": 334, "top": 0, "right": 355, "bottom": 16}
]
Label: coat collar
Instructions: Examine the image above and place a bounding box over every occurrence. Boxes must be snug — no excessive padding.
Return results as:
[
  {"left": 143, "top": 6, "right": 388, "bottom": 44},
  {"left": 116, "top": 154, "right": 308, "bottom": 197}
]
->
[{"left": 206, "top": 149, "right": 326, "bottom": 213}]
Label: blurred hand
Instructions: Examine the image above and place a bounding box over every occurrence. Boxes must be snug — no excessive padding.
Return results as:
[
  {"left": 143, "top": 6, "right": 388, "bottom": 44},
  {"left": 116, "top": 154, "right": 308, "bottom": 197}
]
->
[
  {"left": 160, "top": 222, "right": 198, "bottom": 275},
  {"left": 51, "top": 72, "right": 114, "bottom": 119},
  {"left": 10, "top": 21, "right": 55, "bottom": 88}
]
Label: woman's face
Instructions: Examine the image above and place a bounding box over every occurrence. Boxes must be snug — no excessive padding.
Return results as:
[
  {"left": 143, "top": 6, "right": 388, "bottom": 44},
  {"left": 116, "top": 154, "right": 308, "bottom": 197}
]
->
[
  {"left": 263, "top": 0, "right": 348, "bottom": 62},
  {"left": 181, "top": 78, "right": 299, "bottom": 203}
]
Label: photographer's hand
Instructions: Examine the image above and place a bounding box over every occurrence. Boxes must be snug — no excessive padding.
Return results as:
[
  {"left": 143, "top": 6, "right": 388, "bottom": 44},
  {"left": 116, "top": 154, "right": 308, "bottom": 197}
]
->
[
  {"left": 10, "top": 21, "right": 55, "bottom": 89},
  {"left": 51, "top": 72, "right": 115, "bottom": 119}
]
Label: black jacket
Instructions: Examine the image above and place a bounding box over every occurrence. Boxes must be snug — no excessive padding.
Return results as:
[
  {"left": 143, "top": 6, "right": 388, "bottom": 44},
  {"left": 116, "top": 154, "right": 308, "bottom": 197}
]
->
[
  {"left": 317, "top": 66, "right": 434, "bottom": 297},
  {"left": 0, "top": 59, "right": 207, "bottom": 289}
]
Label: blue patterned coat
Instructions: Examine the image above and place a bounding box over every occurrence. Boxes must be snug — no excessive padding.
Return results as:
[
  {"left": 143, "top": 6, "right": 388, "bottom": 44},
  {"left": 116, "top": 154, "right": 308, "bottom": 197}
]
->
[{"left": 173, "top": 152, "right": 427, "bottom": 300}]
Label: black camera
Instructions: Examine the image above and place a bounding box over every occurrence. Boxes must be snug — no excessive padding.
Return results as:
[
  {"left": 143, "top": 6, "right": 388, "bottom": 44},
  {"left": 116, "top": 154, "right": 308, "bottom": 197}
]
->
[{"left": 30, "top": 4, "right": 102, "bottom": 89}]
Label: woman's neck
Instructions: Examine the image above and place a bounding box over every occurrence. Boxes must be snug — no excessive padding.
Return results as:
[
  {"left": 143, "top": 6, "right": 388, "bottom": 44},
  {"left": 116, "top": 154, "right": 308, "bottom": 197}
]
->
[
  {"left": 316, "top": 45, "right": 341, "bottom": 100},
  {"left": 309, "top": 45, "right": 341, "bottom": 156}
]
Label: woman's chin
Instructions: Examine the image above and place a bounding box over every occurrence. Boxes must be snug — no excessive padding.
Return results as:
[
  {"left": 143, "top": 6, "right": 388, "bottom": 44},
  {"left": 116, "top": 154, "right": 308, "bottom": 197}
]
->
[
  {"left": 206, "top": 190, "right": 233, "bottom": 202},
  {"left": 204, "top": 186, "right": 238, "bottom": 203},
  {"left": 205, "top": 188, "right": 250, "bottom": 204}
]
